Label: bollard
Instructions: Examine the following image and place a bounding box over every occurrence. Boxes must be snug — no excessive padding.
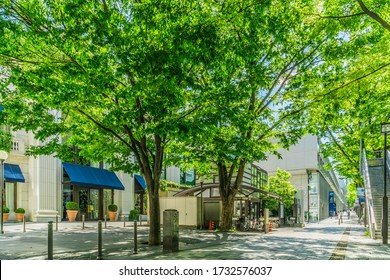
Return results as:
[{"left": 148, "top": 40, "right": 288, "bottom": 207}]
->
[
  {"left": 82, "top": 214, "right": 85, "bottom": 230},
  {"left": 104, "top": 215, "right": 107, "bottom": 229},
  {"left": 133, "top": 220, "right": 138, "bottom": 254},
  {"left": 264, "top": 208, "right": 270, "bottom": 234},
  {"left": 23, "top": 215, "right": 26, "bottom": 232},
  {"left": 97, "top": 220, "right": 103, "bottom": 260},
  {"left": 55, "top": 215, "right": 58, "bottom": 232},
  {"left": 123, "top": 215, "right": 126, "bottom": 228},
  {"left": 48, "top": 221, "right": 53, "bottom": 260}
]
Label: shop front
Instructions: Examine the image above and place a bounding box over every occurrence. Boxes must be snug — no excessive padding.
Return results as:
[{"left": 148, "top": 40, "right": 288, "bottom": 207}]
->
[{"left": 62, "top": 162, "right": 125, "bottom": 221}]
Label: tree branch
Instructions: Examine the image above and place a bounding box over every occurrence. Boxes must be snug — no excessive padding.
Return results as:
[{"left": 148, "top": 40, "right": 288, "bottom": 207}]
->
[
  {"left": 312, "top": 12, "right": 365, "bottom": 19},
  {"left": 317, "top": 62, "right": 390, "bottom": 101},
  {"left": 326, "top": 128, "right": 360, "bottom": 171},
  {"left": 357, "top": 0, "right": 390, "bottom": 32},
  {"left": 77, "top": 109, "right": 133, "bottom": 150}
]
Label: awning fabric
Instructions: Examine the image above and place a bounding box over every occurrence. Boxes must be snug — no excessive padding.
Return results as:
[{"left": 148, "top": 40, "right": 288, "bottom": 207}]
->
[
  {"left": 4, "top": 163, "right": 25, "bottom": 183},
  {"left": 62, "top": 162, "right": 124, "bottom": 190},
  {"left": 134, "top": 174, "right": 146, "bottom": 193}
]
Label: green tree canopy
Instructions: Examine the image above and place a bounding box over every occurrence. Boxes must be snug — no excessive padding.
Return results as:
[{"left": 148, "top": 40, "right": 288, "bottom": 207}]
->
[
  {"left": 0, "top": 0, "right": 220, "bottom": 245},
  {"left": 264, "top": 169, "right": 296, "bottom": 213},
  {"left": 305, "top": 0, "right": 390, "bottom": 183}
]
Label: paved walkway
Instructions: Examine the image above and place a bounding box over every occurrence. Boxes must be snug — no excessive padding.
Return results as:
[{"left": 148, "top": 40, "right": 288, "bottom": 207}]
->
[{"left": 0, "top": 212, "right": 389, "bottom": 260}]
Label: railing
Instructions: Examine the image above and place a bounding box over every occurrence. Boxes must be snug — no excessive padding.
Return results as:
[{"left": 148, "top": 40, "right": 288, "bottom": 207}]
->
[{"left": 362, "top": 148, "right": 378, "bottom": 238}]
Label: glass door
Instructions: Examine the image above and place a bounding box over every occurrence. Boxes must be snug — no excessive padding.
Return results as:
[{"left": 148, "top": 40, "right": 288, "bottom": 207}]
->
[{"left": 79, "top": 189, "right": 88, "bottom": 220}]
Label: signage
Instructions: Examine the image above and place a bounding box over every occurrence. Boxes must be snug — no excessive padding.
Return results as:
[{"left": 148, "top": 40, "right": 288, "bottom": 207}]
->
[
  {"left": 357, "top": 188, "right": 365, "bottom": 198},
  {"left": 381, "top": 123, "right": 390, "bottom": 134}
]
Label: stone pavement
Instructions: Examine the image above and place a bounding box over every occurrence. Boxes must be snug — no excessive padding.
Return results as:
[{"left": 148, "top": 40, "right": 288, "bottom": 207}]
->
[{"left": 0, "top": 212, "right": 389, "bottom": 260}]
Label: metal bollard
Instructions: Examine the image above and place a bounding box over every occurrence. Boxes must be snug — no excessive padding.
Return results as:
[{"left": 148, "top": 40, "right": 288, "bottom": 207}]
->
[
  {"left": 97, "top": 221, "right": 103, "bottom": 260},
  {"left": 104, "top": 215, "right": 107, "bottom": 229},
  {"left": 133, "top": 220, "right": 138, "bottom": 254},
  {"left": 48, "top": 221, "right": 53, "bottom": 260},
  {"left": 82, "top": 214, "right": 85, "bottom": 230},
  {"left": 23, "top": 215, "right": 26, "bottom": 232},
  {"left": 55, "top": 215, "right": 58, "bottom": 232},
  {"left": 123, "top": 215, "right": 126, "bottom": 227}
]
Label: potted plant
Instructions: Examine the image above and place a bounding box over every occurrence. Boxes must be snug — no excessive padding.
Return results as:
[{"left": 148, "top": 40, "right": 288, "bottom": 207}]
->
[
  {"left": 108, "top": 204, "right": 118, "bottom": 221},
  {"left": 15, "top": 207, "right": 25, "bottom": 222},
  {"left": 2, "top": 206, "right": 10, "bottom": 222},
  {"left": 129, "top": 209, "right": 139, "bottom": 221},
  {"left": 66, "top": 202, "right": 79, "bottom": 222}
]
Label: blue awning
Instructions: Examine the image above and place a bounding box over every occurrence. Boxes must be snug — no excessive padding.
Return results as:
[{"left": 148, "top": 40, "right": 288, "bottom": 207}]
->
[
  {"left": 62, "top": 162, "right": 124, "bottom": 190},
  {"left": 134, "top": 174, "right": 146, "bottom": 193},
  {"left": 4, "top": 163, "right": 25, "bottom": 183}
]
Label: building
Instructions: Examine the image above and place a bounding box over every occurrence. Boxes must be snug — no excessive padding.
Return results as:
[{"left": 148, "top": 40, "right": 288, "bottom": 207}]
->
[
  {"left": 257, "top": 135, "right": 347, "bottom": 223},
  {"left": 2, "top": 128, "right": 137, "bottom": 222},
  {"left": 161, "top": 163, "right": 280, "bottom": 228}
]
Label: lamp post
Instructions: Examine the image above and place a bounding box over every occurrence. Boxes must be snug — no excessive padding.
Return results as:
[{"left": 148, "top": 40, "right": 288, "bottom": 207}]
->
[
  {"left": 0, "top": 150, "right": 9, "bottom": 234},
  {"left": 381, "top": 123, "right": 390, "bottom": 244}
]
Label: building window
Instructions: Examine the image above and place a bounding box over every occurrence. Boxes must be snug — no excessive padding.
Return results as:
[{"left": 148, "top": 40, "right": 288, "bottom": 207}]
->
[
  {"left": 4, "top": 182, "right": 16, "bottom": 212},
  {"left": 11, "top": 141, "right": 19, "bottom": 151},
  {"left": 180, "top": 169, "right": 195, "bottom": 186}
]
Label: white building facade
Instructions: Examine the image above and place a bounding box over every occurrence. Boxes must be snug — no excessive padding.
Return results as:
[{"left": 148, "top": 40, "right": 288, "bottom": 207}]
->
[
  {"left": 257, "top": 135, "right": 347, "bottom": 223},
  {"left": 3, "top": 129, "right": 136, "bottom": 222}
]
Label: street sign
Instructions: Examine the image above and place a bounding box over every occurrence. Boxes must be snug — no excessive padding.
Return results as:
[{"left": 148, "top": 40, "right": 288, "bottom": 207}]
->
[{"left": 381, "top": 123, "right": 390, "bottom": 134}]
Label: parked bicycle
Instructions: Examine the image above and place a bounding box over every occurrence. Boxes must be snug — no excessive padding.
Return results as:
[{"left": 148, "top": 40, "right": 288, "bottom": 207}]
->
[
  {"left": 236, "top": 217, "right": 250, "bottom": 231},
  {"left": 250, "top": 218, "right": 263, "bottom": 231}
]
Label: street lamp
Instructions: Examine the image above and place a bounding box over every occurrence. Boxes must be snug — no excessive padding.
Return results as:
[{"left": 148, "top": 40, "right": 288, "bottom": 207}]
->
[
  {"left": 0, "top": 150, "right": 9, "bottom": 234},
  {"left": 380, "top": 123, "right": 390, "bottom": 244}
]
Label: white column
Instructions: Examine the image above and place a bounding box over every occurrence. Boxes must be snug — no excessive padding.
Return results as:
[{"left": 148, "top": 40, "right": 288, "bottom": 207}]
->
[
  {"left": 116, "top": 172, "right": 134, "bottom": 217},
  {"left": 29, "top": 154, "right": 62, "bottom": 222}
]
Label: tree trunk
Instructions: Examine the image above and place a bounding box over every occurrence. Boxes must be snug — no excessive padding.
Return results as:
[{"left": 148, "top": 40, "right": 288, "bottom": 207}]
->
[
  {"left": 148, "top": 187, "right": 161, "bottom": 245},
  {"left": 220, "top": 192, "right": 235, "bottom": 230},
  {"left": 218, "top": 159, "right": 246, "bottom": 231}
]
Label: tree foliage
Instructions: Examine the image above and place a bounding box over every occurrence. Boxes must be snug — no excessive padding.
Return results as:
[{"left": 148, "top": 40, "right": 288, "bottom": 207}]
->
[
  {"left": 0, "top": 0, "right": 389, "bottom": 237},
  {"left": 346, "top": 182, "right": 358, "bottom": 207},
  {"left": 0, "top": 0, "right": 219, "bottom": 245},
  {"left": 305, "top": 0, "right": 390, "bottom": 183},
  {"left": 180, "top": 0, "right": 373, "bottom": 230},
  {"left": 264, "top": 169, "right": 296, "bottom": 213}
]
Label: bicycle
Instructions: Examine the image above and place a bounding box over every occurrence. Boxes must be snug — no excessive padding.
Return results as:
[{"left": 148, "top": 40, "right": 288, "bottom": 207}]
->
[
  {"left": 250, "top": 218, "right": 262, "bottom": 231},
  {"left": 236, "top": 217, "right": 250, "bottom": 231}
]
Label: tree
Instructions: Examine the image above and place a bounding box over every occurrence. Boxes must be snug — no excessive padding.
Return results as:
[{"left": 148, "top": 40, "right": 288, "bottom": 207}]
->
[
  {"left": 264, "top": 169, "right": 296, "bottom": 216},
  {"left": 346, "top": 182, "right": 358, "bottom": 208},
  {"left": 306, "top": 0, "right": 390, "bottom": 183},
  {"left": 0, "top": 0, "right": 218, "bottom": 245},
  {"left": 183, "top": 0, "right": 358, "bottom": 230}
]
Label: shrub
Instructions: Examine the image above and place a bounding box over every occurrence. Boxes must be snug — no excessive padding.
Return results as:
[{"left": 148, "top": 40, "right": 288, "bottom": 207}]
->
[
  {"left": 66, "top": 202, "right": 79, "bottom": 210},
  {"left": 3, "top": 206, "right": 10, "bottom": 213},
  {"left": 108, "top": 204, "right": 118, "bottom": 212},
  {"left": 129, "top": 209, "right": 139, "bottom": 221},
  {"left": 15, "top": 207, "right": 25, "bottom": 214}
]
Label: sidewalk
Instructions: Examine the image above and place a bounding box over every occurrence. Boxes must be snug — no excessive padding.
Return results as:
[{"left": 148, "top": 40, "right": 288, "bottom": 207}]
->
[{"left": 1, "top": 212, "right": 389, "bottom": 260}]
